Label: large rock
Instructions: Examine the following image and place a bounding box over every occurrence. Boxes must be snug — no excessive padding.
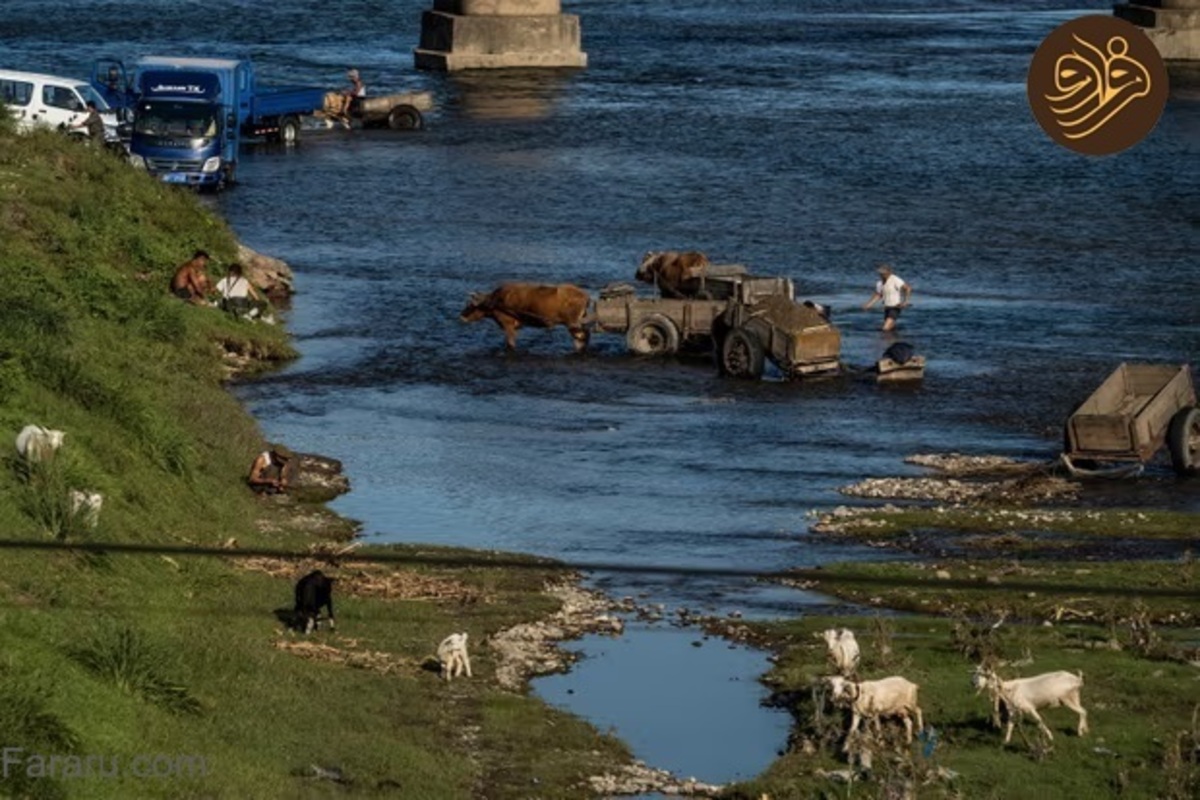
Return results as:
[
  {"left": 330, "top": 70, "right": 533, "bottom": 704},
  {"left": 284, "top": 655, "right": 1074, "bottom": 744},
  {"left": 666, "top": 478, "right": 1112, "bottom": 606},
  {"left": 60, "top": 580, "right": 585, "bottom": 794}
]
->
[
  {"left": 236, "top": 243, "right": 295, "bottom": 301},
  {"left": 1115, "top": 1, "right": 1200, "bottom": 62}
]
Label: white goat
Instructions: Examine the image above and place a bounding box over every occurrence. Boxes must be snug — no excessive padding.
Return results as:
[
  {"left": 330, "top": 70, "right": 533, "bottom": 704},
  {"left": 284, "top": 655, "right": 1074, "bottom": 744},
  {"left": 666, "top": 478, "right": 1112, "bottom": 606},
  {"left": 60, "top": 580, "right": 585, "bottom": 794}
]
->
[
  {"left": 971, "top": 666, "right": 1088, "bottom": 744},
  {"left": 827, "top": 675, "right": 924, "bottom": 748},
  {"left": 68, "top": 490, "right": 103, "bottom": 529},
  {"left": 15, "top": 425, "right": 65, "bottom": 462},
  {"left": 437, "top": 632, "right": 472, "bottom": 681},
  {"left": 820, "top": 628, "right": 860, "bottom": 676}
]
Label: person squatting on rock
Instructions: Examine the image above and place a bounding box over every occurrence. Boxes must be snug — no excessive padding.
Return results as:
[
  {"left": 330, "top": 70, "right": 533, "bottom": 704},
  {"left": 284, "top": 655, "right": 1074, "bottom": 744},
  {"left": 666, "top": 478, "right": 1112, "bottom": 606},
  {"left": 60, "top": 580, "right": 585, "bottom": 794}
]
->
[
  {"left": 248, "top": 444, "right": 293, "bottom": 494},
  {"left": 863, "top": 262, "right": 912, "bottom": 332},
  {"left": 215, "top": 263, "right": 265, "bottom": 318},
  {"left": 171, "top": 250, "right": 212, "bottom": 305}
]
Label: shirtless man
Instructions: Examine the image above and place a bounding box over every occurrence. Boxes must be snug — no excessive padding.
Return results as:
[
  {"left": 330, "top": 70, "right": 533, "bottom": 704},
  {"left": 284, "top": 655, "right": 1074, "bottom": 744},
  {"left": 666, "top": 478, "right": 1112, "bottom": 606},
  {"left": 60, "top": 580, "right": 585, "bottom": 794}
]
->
[
  {"left": 248, "top": 445, "right": 293, "bottom": 494},
  {"left": 170, "top": 250, "right": 212, "bottom": 305}
]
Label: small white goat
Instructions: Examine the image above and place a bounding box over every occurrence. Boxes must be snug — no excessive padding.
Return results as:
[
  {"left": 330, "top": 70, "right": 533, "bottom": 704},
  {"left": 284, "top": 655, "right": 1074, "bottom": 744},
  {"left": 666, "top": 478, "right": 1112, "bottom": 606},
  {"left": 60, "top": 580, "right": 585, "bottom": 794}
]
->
[
  {"left": 15, "top": 425, "right": 65, "bottom": 462},
  {"left": 68, "top": 490, "right": 103, "bottom": 528},
  {"left": 971, "top": 666, "right": 1088, "bottom": 744},
  {"left": 827, "top": 675, "right": 924, "bottom": 748},
  {"left": 437, "top": 632, "right": 472, "bottom": 681},
  {"left": 820, "top": 628, "right": 860, "bottom": 676}
]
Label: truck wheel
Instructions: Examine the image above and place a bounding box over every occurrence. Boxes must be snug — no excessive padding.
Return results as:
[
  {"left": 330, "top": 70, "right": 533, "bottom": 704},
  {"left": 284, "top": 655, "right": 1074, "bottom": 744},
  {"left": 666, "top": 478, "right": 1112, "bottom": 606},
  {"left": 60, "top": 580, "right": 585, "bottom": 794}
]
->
[
  {"left": 1168, "top": 406, "right": 1200, "bottom": 476},
  {"left": 626, "top": 315, "right": 680, "bottom": 356},
  {"left": 280, "top": 115, "right": 301, "bottom": 145},
  {"left": 388, "top": 105, "right": 423, "bottom": 131},
  {"left": 721, "top": 328, "right": 764, "bottom": 379}
]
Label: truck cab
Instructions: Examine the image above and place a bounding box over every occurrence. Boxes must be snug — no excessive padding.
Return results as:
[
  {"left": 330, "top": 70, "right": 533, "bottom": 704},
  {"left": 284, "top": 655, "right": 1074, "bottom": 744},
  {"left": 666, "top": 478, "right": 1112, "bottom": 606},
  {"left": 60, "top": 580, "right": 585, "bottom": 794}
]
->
[{"left": 118, "top": 58, "right": 248, "bottom": 188}]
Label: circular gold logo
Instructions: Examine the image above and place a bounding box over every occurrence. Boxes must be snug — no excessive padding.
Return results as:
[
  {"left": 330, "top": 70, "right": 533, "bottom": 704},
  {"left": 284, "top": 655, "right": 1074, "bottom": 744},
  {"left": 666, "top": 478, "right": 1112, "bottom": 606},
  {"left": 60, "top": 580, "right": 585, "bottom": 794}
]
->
[{"left": 1027, "top": 15, "right": 1168, "bottom": 156}]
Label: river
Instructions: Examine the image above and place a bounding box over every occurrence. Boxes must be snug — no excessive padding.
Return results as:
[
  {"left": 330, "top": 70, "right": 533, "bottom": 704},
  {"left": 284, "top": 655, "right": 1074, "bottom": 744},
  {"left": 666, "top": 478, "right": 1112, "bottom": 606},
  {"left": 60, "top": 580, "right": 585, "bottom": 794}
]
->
[{"left": 4, "top": 0, "right": 1198, "bottom": 788}]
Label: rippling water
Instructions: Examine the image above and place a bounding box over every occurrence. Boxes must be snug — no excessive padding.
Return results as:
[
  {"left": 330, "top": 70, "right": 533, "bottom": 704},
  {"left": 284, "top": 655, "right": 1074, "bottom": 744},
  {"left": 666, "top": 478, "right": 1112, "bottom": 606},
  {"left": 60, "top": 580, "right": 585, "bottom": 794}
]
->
[{"left": 6, "top": 0, "right": 1198, "bottom": 785}]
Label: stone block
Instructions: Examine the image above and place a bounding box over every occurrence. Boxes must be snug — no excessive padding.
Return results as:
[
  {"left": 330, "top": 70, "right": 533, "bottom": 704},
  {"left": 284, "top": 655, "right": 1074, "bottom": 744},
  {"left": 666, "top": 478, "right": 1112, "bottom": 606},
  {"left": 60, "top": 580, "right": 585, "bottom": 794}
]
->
[
  {"left": 434, "top": 0, "right": 562, "bottom": 14},
  {"left": 416, "top": 9, "right": 586, "bottom": 70}
]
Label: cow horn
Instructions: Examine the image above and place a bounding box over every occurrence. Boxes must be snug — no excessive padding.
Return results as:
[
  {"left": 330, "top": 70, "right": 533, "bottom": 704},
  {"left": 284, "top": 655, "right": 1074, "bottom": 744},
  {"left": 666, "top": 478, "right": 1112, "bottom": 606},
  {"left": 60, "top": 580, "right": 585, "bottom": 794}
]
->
[{"left": 468, "top": 291, "right": 486, "bottom": 305}]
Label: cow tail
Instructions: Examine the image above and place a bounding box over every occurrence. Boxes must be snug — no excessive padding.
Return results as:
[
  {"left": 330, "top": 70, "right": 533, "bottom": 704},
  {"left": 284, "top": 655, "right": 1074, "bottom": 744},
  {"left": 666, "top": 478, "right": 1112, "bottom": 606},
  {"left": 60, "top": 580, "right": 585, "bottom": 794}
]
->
[{"left": 581, "top": 292, "right": 597, "bottom": 327}]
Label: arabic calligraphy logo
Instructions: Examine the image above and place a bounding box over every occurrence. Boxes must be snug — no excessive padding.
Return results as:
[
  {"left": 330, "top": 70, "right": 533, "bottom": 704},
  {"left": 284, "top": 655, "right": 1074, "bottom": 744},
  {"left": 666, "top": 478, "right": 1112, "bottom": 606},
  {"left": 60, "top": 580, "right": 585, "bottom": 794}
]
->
[{"left": 1028, "top": 16, "right": 1168, "bottom": 156}]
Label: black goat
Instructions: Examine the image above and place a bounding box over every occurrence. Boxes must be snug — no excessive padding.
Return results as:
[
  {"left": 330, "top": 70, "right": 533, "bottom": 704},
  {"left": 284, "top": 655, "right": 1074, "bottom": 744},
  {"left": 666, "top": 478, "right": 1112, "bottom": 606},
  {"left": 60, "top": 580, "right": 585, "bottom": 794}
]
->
[{"left": 294, "top": 570, "right": 336, "bottom": 634}]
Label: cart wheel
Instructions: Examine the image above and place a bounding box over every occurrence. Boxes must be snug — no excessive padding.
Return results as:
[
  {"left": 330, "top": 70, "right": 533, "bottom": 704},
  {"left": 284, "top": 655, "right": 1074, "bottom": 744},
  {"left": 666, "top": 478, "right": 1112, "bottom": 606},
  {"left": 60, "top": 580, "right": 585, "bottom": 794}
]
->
[
  {"left": 721, "top": 328, "right": 765, "bottom": 379},
  {"left": 1168, "top": 406, "right": 1200, "bottom": 476},
  {"left": 387, "top": 105, "right": 423, "bottom": 131},
  {"left": 626, "top": 314, "right": 680, "bottom": 356},
  {"left": 279, "top": 115, "right": 301, "bottom": 145}
]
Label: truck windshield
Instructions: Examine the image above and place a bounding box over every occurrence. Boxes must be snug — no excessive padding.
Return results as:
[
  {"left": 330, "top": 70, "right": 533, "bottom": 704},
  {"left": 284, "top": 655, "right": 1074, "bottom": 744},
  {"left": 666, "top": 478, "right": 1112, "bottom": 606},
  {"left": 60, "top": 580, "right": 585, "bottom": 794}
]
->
[{"left": 134, "top": 101, "right": 219, "bottom": 138}]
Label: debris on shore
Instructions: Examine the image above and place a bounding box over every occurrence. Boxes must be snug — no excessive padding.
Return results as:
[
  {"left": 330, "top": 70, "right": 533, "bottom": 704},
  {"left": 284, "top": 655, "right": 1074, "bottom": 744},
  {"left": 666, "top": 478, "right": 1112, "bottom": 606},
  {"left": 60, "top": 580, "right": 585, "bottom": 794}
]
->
[
  {"left": 588, "top": 761, "right": 723, "bottom": 797},
  {"left": 490, "top": 579, "right": 625, "bottom": 691}
]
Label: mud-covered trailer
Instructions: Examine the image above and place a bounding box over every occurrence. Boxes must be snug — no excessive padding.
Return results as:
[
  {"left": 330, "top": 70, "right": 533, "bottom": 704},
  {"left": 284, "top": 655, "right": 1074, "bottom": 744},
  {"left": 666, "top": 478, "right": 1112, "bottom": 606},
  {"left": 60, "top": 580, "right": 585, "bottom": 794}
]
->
[
  {"left": 593, "top": 267, "right": 794, "bottom": 356},
  {"left": 1062, "top": 363, "right": 1198, "bottom": 477},
  {"left": 714, "top": 294, "right": 841, "bottom": 380}
]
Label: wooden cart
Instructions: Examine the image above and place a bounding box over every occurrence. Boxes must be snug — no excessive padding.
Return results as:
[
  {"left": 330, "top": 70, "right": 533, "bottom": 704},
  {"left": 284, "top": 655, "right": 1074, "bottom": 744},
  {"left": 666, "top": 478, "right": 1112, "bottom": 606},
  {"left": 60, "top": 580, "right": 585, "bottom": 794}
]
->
[
  {"left": 593, "top": 267, "right": 793, "bottom": 356},
  {"left": 1062, "top": 363, "right": 1199, "bottom": 477}
]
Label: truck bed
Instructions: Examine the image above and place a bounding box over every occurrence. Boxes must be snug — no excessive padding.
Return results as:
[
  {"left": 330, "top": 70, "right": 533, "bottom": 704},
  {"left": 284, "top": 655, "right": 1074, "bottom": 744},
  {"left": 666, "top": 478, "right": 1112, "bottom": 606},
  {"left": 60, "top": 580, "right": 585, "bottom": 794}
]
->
[{"left": 251, "top": 85, "right": 327, "bottom": 120}]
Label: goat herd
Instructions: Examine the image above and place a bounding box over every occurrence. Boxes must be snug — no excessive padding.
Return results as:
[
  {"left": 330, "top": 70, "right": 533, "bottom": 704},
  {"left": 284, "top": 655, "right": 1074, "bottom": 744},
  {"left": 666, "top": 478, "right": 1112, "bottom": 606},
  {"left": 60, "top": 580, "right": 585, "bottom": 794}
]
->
[{"left": 820, "top": 628, "right": 1089, "bottom": 756}]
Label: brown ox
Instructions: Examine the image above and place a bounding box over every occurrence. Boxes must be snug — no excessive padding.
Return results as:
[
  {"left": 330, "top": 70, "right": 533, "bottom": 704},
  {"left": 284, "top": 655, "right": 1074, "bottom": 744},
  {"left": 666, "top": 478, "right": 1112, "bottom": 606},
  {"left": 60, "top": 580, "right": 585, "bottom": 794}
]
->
[
  {"left": 460, "top": 283, "right": 591, "bottom": 352},
  {"left": 635, "top": 251, "right": 710, "bottom": 298}
]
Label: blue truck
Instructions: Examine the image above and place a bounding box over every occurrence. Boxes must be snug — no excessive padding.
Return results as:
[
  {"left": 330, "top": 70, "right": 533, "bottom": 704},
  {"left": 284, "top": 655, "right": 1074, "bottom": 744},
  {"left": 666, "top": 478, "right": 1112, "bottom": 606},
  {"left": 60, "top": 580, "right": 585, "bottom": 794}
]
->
[{"left": 91, "top": 57, "right": 327, "bottom": 188}]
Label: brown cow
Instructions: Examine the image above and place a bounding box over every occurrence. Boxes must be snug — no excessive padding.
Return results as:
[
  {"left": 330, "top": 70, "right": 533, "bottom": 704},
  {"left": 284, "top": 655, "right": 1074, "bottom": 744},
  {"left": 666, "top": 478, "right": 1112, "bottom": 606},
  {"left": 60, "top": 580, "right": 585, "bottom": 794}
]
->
[
  {"left": 460, "top": 283, "right": 591, "bottom": 352},
  {"left": 635, "top": 251, "right": 710, "bottom": 298}
]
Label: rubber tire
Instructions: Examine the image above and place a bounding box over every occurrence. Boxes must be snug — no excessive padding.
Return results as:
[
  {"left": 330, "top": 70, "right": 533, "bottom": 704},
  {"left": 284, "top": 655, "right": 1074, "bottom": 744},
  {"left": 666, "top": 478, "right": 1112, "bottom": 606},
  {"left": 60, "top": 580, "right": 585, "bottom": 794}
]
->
[
  {"left": 279, "top": 115, "right": 301, "bottom": 145},
  {"left": 720, "top": 328, "right": 765, "bottom": 379},
  {"left": 387, "top": 105, "right": 423, "bottom": 131},
  {"left": 626, "top": 314, "right": 680, "bottom": 356},
  {"left": 1168, "top": 405, "right": 1200, "bottom": 476}
]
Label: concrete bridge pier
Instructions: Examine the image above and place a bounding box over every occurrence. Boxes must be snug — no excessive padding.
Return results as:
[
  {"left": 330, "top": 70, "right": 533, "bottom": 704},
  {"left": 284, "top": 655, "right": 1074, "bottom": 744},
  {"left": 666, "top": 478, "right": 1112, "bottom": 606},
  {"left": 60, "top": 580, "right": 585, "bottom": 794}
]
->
[
  {"left": 1115, "top": 0, "right": 1200, "bottom": 62},
  {"left": 414, "top": 0, "right": 587, "bottom": 72}
]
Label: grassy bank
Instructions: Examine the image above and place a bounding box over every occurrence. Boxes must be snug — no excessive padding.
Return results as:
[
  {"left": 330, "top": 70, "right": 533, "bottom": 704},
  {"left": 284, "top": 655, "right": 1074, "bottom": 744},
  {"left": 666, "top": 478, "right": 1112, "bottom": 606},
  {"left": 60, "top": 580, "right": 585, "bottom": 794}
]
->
[
  {"left": 0, "top": 123, "right": 630, "bottom": 798},
  {"left": 723, "top": 615, "right": 1199, "bottom": 800}
]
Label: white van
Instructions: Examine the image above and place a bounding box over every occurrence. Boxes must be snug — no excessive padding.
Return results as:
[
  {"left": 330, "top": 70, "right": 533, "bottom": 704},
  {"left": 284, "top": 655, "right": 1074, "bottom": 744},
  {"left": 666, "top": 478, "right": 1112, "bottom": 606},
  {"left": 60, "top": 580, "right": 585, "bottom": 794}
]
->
[{"left": 0, "top": 68, "right": 119, "bottom": 140}]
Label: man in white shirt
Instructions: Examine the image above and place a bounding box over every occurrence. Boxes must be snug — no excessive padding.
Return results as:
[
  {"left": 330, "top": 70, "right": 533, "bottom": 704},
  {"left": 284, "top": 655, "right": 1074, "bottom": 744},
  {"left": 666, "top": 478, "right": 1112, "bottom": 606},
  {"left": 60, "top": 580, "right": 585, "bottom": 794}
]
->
[{"left": 863, "top": 263, "right": 912, "bottom": 332}]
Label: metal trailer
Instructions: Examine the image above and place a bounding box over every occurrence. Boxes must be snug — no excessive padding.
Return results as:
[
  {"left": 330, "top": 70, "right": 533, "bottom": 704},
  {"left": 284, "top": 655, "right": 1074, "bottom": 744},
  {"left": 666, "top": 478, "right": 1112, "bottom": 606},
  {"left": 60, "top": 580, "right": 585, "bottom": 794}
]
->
[
  {"left": 714, "top": 294, "right": 842, "bottom": 380},
  {"left": 351, "top": 91, "right": 434, "bottom": 130},
  {"left": 592, "top": 267, "right": 795, "bottom": 356},
  {"left": 1062, "top": 362, "right": 1199, "bottom": 477}
]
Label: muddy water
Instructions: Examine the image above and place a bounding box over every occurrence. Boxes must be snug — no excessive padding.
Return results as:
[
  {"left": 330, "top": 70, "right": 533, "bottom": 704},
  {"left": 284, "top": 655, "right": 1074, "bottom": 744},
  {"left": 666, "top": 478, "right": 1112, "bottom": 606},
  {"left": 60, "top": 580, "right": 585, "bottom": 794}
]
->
[{"left": 5, "top": 0, "right": 1198, "bottom": 787}]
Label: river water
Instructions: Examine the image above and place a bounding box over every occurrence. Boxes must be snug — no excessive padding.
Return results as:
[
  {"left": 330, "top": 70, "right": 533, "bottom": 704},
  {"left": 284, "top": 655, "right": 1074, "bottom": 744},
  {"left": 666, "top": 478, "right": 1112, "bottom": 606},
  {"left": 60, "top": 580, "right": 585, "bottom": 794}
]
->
[{"left": 6, "top": 0, "right": 1199, "bottom": 787}]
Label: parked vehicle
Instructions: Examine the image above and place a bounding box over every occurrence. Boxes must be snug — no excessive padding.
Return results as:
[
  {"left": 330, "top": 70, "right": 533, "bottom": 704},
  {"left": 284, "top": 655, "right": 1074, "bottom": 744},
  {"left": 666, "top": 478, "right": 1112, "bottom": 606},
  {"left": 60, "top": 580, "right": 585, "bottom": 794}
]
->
[
  {"left": 91, "top": 57, "right": 329, "bottom": 188},
  {"left": 1, "top": 68, "right": 120, "bottom": 143},
  {"left": 1062, "top": 363, "right": 1198, "bottom": 477},
  {"left": 593, "top": 265, "right": 794, "bottom": 356},
  {"left": 714, "top": 293, "right": 842, "bottom": 379}
]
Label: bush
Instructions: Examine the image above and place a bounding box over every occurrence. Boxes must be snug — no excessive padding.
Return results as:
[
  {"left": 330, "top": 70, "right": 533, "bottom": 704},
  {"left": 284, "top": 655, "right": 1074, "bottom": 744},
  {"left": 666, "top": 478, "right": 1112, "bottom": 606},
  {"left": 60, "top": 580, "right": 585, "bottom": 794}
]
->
[
  {"left": 0, "top": 668, "right": 80, "bottom": 799},
  {"left": 70, "top": 622, "right": 202, "bottom": 715}
]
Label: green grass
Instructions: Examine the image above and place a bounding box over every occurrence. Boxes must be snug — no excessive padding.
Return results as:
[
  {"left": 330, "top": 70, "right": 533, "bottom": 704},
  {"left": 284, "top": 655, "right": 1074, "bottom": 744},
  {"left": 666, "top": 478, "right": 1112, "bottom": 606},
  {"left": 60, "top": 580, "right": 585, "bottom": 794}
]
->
[
  {"left": 0, "top": 125, "right": 632, "bottom": 798},
  {"left": 722, "top": 615, "right": 1200, "bottom": 800},
  {"left": 807, "top": 558, "right": 1199, "bottom": 627}
]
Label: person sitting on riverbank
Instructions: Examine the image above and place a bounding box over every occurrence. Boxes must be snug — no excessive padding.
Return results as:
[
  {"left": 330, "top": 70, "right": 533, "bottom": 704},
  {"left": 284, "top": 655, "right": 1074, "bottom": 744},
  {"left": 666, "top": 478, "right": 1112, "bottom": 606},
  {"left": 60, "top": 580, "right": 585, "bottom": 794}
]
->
[
  {"left": 248, "top": 444, "right": 293, "bottom": 494},
  {"left": 170, "top": 250, "right": 212, "bottom": 305},
  {"left": 214, "top": 263, "right": 265, "bottom": 319}
]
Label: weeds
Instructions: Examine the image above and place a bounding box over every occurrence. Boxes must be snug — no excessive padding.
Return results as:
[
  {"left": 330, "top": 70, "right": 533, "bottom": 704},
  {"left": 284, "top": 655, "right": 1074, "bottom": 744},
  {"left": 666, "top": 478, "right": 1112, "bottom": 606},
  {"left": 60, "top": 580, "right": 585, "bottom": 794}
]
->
[
  {"left": 12, "top": 455, "right": 94, "bottom": 540},
  {"left": 70, "top": 622, "right": 202, "bottom": 715},
  {"left": 0, "top": 667, "right": 79, "bottom": 800},
  {"left": 1161, "top": 705, "right": 1200, "bottom": 800}
]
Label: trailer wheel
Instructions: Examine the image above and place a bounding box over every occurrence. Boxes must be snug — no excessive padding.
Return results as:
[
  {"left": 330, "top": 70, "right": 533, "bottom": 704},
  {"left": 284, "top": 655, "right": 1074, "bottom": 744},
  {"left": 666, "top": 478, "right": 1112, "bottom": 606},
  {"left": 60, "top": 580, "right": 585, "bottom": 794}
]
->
[
  {"left": 626, "top": 314, "right": 680, "bottom": 356},
  {"left": 1168, "top": 406, "right": 1200, "bottom": 476},
  {"left": 279, "top": 115, "right": 301, "bottom": 145},
  {"left": 720, "top": 328, "right": 764, "bottom": 379},
  {"left": 388, "top": 105, "right": 423, "bottom": 131}
]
